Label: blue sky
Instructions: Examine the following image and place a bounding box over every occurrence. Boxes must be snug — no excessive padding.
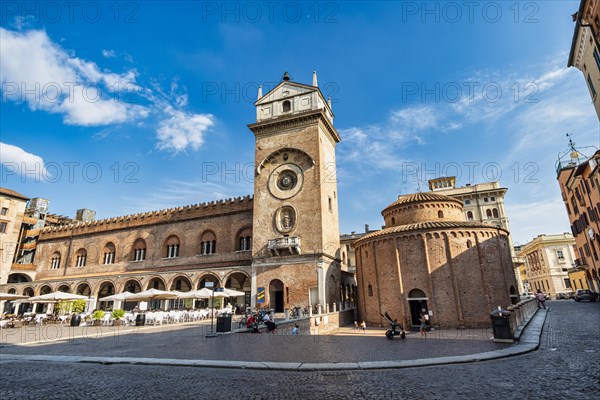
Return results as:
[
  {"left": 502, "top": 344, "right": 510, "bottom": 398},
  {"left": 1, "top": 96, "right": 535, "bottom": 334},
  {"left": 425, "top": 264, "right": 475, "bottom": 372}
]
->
[{"left": 1, "top": 1, "right": 599, "bottom": 246}]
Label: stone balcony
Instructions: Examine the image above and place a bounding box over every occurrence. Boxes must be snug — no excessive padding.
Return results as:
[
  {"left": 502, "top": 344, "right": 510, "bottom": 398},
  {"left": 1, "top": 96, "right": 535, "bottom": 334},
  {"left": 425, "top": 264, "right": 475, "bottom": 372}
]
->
[
  {"left": 268, "top": 237, "right": 301, "bottom": 256},
  {"left": 11, "top": 263, "right": 36, "bottom": 271}
]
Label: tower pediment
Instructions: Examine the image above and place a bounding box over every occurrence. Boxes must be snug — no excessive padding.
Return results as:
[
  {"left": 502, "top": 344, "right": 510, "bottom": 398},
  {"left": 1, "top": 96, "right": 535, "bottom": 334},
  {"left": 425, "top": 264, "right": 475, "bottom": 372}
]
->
[{"left": 255, "top": 80, "right": 333, "bottom": 124}]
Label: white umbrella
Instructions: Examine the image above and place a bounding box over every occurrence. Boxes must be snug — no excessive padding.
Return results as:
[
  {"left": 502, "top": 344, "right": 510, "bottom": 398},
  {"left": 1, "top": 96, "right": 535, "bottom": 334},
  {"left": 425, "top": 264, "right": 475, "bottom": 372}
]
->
[
  {"left": 223, "top": 288, "right": 245, "bottom": 297},
  {"left": 0, "top": 292, "right": 30, "bottom": 301},
  {"left": 127, "top": 289, "right": 179, "bottom": 301},
  {"left": 177, "top": 289, "right": 212, "bottom": 299},
  {"left": 99, "top": 292, "right": 136, "bottom": 302},
  {"left": 28, "top": 291, "right": 89, "bottom": 303}
]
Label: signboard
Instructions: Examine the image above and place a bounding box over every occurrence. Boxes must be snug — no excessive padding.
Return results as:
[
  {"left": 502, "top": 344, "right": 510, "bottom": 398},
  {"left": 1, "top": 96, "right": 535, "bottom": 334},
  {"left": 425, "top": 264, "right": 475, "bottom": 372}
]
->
[
  {"left": 257, "top": 287, "right": 265, "bottom": 303},
  {"left": 205, "top": 282, "right": 214, "bottom": 288},
  {"left": 215, "top": 288, "right": 224, "bottom": 292}
]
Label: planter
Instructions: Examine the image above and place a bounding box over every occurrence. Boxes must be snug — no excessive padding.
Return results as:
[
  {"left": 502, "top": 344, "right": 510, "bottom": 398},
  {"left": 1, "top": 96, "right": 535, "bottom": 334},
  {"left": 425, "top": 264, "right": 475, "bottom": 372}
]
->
[
  {"left": 113, "top": 320, "right": 122, "bottom": 326},
  {"left": 92, "top": 320, "right": 102, "bottom": 326}
]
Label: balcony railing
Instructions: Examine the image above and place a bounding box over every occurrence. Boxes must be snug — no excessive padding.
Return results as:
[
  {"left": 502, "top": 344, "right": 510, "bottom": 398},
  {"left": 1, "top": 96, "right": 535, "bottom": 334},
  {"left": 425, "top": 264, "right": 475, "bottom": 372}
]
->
[{"left": 268, "top": 237, "right": 301, "bottom": 256}]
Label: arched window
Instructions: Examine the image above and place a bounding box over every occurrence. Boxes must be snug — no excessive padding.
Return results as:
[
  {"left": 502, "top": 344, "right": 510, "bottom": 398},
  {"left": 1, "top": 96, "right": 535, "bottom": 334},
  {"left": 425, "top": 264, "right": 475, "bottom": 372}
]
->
[
  {"left": 391, "top": 217, "right": 395, "bottom": 225},
  {"left": 467, "top": 211, "right": 474, "bottom": 221},
  {"left": 492, "top": 208, "right": 499, "bottom": 218},
  {"left": 164, "top": 235, "right": 180, "bottom": 258},
  {"left": 368, "top": 284, "right": 373, "bottom": 297},
  {"left": 50, "top": 252, "right": 61, "bottom": 270},
  {"left": 75, "top": 249, "right": 86, "bottom": 267},
  {"left": 438, "top": 210, "right": 444, "bottom": 218},
  {"left": 466, "top": 240, "right": 472, "bottom": 248},
  {"left": 282, "top": 100, "right": 291, "bottom": 113},
  {"left": 132, "top": 239, "right": 146, "bottom": 261},
  {"left": 486, "top": 209, "right": 492, "bottom": 219},
  {"left": 103, "top": 242, "right": 116, "bottom": 264},
  {"left": 237, "top": 227, "right": 252, "bottom": 251},
  {"left": 200, "top": 231, "right": 216, "bottom": 255}
]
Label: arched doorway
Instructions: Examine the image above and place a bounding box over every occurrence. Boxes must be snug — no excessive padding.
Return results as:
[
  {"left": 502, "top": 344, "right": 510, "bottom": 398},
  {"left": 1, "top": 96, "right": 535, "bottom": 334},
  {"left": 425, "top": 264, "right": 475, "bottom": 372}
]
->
[
  {"left": 146, "top": 277, "right": 166, "bottom": 310},
  {"left": 18, "top": 287, "right": 35, "bottom": 315},
  {"left": 269, "top": 279, "right": 284, "bottom": 312},
  {"left": 169, "top": 276, "right": 192, "bottom": 310},
  {"left": 225, "top": 272, "right": 250, "bottom": 310},
  {"left": 408, "top": 288, "right": 429, "bottom": 326},
  {"left": 122, "top": 280, "right": 142, "bottom": 311},
  {"left": 196, "top": 274, "right": 220, "bottom": 308},
  {"left": 98, "top": 282, "right": 115, "bottom": 310}
]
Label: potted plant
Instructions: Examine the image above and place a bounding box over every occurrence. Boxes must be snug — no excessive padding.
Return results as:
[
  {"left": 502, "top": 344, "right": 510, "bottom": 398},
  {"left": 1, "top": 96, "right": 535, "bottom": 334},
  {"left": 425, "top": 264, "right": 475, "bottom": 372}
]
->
[
  {"left": 111, "top": 309, "right": 126, "bottom": 326},
  {"left": 70, "top": 299, "right": 87, "bottom": 327},
  {"left": 91, "top": 310, "right": 105, "bottom": 326}
]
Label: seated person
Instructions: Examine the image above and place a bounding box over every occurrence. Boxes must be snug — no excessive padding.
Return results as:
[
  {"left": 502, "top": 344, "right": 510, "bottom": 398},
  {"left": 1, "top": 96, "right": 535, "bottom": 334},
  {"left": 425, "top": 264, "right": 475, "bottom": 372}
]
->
[
  {"left": 262, "top": 312, "right": 271, "bottom": 323},
  {"left": 265, "top": 320, "right": 277, "bottom": 333}
]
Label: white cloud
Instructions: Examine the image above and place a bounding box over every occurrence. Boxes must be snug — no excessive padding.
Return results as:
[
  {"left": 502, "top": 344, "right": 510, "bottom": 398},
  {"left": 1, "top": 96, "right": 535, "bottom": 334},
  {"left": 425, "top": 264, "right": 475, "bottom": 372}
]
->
[
  {"left": 156, "top": 108, "right": 215, "bottom": 152},
  {"left": 0, "top": 142, "right": 47, "bottom": 180},
  {"left": 0, "top": 28, "right": 147, "bottom": 126},
  {"left": 0, "top": 28, "right": 217, "bottom": 152},
  {"left": 102, "top": 49, "right": 116, "bottom": 58}
]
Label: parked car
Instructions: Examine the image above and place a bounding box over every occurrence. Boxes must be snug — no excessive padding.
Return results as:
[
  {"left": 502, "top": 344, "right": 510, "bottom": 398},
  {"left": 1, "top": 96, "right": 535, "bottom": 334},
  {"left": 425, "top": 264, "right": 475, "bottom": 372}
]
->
[
  {"left": 557, "top": 292, "right": 574, "bottom": 300},
  {"left": 574, "top": 289, "right": 596, "bottom": 302},
  {"left": 520, "top": 292, "right": 535, "bottom": 301}
]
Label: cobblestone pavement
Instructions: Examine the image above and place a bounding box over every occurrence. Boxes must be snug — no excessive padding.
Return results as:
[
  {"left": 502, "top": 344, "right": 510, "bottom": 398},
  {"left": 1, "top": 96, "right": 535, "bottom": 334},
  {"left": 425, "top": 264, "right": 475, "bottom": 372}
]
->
[
  {"left": 0, "top": 301, "right": 598, "bottom": 399},
  {"left": 0, "top": 319, "right": 502, "bottom": 363}
]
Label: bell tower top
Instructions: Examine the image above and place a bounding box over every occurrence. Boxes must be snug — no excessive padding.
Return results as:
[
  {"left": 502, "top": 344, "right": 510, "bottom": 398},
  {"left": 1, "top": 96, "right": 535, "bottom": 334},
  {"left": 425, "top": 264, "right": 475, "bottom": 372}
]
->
[{"left": 253, "top": 71, "right": 334, "bottom": 126}]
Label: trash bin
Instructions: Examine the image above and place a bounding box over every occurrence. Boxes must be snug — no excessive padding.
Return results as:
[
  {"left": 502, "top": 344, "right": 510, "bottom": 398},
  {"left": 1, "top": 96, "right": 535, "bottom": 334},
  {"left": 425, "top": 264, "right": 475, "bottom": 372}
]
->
[
  {"left": 216, "top": 314, "right": 232, "bottom": 332},
  {"left": 70, "top": 314, "right": 81, "bottom": 327},
  {"left": 135, "top": 313, "right": 146, "bottom": 326},
  {"left": 490, "top": 309, "right": 513, "bottom": 343}
]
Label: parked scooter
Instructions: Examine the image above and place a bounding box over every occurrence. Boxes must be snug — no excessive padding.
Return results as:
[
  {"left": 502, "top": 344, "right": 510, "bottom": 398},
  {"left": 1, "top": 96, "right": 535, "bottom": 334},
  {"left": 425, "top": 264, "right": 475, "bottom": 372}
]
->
[{"left": 380, "top": 311, "right": 406, "bottom": 340}]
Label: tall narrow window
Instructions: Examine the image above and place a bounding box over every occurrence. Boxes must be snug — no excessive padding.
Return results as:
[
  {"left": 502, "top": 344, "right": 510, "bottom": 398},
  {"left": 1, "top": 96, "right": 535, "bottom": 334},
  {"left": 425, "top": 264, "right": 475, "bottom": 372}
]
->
[
  {"left": 438, "top": 210, "right": 444, "bottom": 218},
  {"left": 103, "top": 243, "right": 116, "bottom": 265},
  {"left": 486, "top": 209, "right": 493, "bottom": 219},
  {"left": 0, "top": 207, "right": 7, "bottom": 215},
  {"left": 588, "top": 74, "right": 597, "bottom": 98},
  {"left": 492, "top": 208, "right": 499, "bottom": 218},
  {"left": 75, "top": 249, "right": 87, "bottom": 267},
  {"left": 467, "top": 211, "right": 474, "bottom": 221},
  {"left": 282, "top": 100, "right": 291, "bottom": 112},
  {"left": 200, "top": 231, "right": 217, "bottom": 255},
  {"left": 164, "top": 235, "right": 180, "bottom": 258},
  {"left": 50, "top": 252, "right": 61, "bottom": 269}
]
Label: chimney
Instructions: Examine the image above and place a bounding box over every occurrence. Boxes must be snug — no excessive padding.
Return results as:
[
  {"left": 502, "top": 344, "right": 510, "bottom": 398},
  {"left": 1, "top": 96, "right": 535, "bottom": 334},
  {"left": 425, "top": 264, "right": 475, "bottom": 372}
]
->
[
  {"left": 76, "top": 209, "right": 96, "bottom": 222},
  {"left": 365, "top": 224, "right": 369, "bottom": 233}
]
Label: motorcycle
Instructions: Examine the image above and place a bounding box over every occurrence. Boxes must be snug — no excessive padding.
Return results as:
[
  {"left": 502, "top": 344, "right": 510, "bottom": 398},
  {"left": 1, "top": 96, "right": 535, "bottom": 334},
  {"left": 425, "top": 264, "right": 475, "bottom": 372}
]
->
[{"left": 380, "top": 311, "right": 406, "bottom": 340}]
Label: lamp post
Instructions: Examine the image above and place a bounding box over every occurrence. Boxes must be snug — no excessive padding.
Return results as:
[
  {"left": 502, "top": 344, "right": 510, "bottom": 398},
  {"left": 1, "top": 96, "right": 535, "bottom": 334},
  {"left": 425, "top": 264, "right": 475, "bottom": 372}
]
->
[{"left": 205, "top": 281, "right": 217, "bottom": 338}]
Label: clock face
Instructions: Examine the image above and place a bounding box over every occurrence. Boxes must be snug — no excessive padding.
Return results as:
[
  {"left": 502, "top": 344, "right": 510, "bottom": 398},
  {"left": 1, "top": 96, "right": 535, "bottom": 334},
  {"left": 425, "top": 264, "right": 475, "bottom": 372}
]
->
[{"left": 268, "top": 163, "right": 303, "bottom": 200}]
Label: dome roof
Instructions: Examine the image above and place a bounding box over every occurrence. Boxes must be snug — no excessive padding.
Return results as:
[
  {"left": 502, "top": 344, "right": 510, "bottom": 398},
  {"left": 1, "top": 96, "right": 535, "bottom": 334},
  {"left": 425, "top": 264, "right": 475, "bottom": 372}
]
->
[
  {"left": 354, "top": 221, "right": 508, "bottom": 245},
  {"left": 383, "top": 192, "right": 462, "bottom": 213}
]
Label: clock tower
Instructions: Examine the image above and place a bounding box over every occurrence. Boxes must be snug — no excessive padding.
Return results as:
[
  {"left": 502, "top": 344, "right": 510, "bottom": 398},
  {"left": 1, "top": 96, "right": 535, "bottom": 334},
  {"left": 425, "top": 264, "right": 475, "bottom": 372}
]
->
[{"left": 248, "top": 71, "right": 341, "bottom": 311}]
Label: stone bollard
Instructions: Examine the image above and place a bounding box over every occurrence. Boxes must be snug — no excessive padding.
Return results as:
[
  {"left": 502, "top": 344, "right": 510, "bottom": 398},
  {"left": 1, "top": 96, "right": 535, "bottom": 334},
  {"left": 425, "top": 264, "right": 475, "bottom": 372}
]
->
[
  {"left": 285, "top": 309, "right": 290, "bottom": 321},
  {"left": 333, "top": 303, "right": 337, "bottom": 312},
  {"left": 317, "top": 304, "right": 322, "bottom": 315},
  {"left": 298, "top": 308, "right": 303, "bottom": 318},
  {"left": 309, "top": 307, "right": 313, "bottom": 317}
]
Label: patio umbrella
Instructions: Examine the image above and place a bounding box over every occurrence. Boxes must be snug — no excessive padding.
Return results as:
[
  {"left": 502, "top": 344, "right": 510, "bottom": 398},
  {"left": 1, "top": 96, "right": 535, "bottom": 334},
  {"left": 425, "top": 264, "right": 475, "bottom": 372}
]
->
[
  {"left": 28, "top": 291, "right": 89, "bottom": 303},
  {"left": 0, "top": 292, "right": 30, "bottom": 301},
  {"left": 222, "top": 288, "right": 245, "bottom": 297},
  {"left": 177, "top": 289, "right": 212, "bottom": 299},
  {"left": 127, "top": 289, "right": 179, "bottom": 301},
  {"left": 99, "top": 291, "right": 136, "bottom": 302}
]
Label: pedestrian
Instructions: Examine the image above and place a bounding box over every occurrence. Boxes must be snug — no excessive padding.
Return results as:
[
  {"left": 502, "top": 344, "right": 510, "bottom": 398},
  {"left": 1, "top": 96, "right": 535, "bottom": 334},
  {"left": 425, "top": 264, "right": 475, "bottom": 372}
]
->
[
  {"left": 360, "top": 321, "right": 366, "bottom": 334},
  {"left": 354, "top": 321, "right": 359, "bottom": 331},
  {"left": 536, "top": 289, "right": 547, "bottom": 309},
  {"left": 291, "top": 323, "right": 299, "bottom": 335},
  {"left": 419, "top": 312, "right": 428, "bottom": 338}
]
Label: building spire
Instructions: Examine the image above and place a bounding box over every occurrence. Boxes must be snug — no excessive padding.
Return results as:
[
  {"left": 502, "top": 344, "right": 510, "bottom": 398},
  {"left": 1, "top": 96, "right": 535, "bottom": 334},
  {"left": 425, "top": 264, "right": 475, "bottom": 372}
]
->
[
  {"left": 327, "top": 97, "right": 332, "bottom": 109},
  {"left": 312, "top": 70, "right": 318, "bottom": 87},
  {"left": 257, "top": 85, "right": 263, "bottom": 100}
]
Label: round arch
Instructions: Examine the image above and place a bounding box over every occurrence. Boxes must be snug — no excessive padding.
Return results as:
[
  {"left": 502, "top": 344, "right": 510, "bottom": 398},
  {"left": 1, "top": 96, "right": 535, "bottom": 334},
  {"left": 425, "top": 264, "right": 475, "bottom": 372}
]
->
[
  {"left": 76, "top": 283, "right": 91, "bottom": 297},
  {"left": 169, "top": 275, "right": 192, "bottom": 292},
  {"left": 121, "top": 279, "right": 142, "bottom": 294},
  {"left": 146, "top": 276, "right": 166, "bottom": 291},
  {"left": 196, "top": 273, "right": 220, "bottom": 290},
  {"left": 57, "top": 284, "right": 71, "bottom": 293},
  {"left": 39, "top": 285, "right": 52, "bottom": 296},
  {"left": 7, "top": 273, "right": 32, "bottom": 283}
]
